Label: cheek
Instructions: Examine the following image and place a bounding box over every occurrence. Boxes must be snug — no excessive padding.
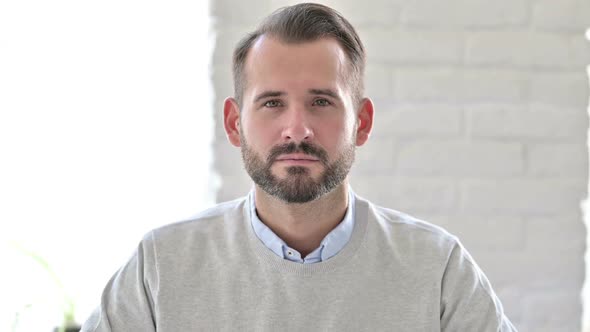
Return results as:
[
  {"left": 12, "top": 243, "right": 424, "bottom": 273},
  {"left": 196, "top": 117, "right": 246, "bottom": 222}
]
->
[
  {"left": 318, "top": 121, "right": 354, "bottom": 153},
  {"left": 242, "top": 120, "right": 278, "bottom": 150}
]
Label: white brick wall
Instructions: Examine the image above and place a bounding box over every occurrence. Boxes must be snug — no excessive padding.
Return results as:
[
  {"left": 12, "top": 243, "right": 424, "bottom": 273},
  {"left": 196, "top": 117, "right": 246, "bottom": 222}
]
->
[
  {"left": 532, "top": 0, "right": 590, "bottom": 32},
  {"left": 468, "top": 104, "right": 587, "bottom": 139},
  {"left": 402, "top": 0, "right": 530, "bottom": 28},
  {"left": 211, "top": 1, "right": 590, "bottom": 330},
  {"left": 376, "top": 104, "right": 462, "bottom": 138}
]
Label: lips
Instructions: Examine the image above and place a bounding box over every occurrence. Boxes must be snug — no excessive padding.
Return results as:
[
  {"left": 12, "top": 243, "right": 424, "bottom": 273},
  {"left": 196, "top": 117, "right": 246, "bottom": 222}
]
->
[
  {"left": 275, "top": 153, "right": 319, "bottom": 162},
  {"left": 266, "top": 142, "right": 329, "bottom": 165}
]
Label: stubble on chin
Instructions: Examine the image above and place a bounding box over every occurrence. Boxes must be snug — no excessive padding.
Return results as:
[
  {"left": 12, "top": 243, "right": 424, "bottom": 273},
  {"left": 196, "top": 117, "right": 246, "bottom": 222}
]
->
[{"left": 240, "top": 139, "right": 354, "bottom": 203}]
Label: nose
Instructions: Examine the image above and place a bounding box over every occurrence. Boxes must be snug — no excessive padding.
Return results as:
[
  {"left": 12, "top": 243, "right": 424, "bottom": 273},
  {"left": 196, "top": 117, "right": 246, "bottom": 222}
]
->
[{"left": 281, "top": 106, "right": 314, "bottom": 142}]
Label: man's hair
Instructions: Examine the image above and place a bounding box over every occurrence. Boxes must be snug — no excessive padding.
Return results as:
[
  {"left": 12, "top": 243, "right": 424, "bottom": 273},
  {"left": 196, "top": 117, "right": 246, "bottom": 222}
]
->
[{"left": 232, "top": 3, "right": 366, "bottom": 108}]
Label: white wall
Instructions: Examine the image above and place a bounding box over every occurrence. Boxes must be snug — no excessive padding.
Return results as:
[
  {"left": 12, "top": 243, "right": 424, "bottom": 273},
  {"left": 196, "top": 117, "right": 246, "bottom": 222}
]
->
[
  {"left": 0, "top": 1, "right": 214, "bottom": 330},
  {"left": 211, "top": 0, "right": 590, "bottom": 331}
]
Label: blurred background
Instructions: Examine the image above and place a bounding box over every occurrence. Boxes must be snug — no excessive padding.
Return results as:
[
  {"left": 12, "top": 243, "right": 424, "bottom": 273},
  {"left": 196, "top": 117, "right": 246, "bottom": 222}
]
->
[
  {"left": 0, "top": 1, "right": 215, "bottom": 330},
  {"left": 1, "top": 0, "right": 589, "bottom": 331}
]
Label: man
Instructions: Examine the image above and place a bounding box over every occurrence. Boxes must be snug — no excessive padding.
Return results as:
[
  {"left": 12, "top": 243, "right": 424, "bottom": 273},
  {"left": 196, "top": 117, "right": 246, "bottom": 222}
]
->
[{"left": 82, "top": 3, "right": 516, "bottom": 331}]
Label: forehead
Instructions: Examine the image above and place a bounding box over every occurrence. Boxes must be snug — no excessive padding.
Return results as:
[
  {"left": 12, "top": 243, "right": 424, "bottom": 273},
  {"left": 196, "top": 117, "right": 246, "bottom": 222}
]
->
[{"left": 243, "top": 35, "right": 349, "bottom": 95}]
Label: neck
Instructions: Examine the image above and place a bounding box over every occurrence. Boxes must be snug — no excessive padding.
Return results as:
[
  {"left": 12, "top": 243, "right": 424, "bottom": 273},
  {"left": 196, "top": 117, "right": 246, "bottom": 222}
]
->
[{"left": 254, "top": 181, "right": 350, "bottom": 257}]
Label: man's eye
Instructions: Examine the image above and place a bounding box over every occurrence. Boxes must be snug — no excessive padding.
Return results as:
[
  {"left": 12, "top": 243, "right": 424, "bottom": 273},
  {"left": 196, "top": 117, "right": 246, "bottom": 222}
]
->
[
  {"left": 313, "top": 98, "right": 331, "bottom": 107},
  {"left": 264, "top": 100, "right": 281, "bottom": 108}
]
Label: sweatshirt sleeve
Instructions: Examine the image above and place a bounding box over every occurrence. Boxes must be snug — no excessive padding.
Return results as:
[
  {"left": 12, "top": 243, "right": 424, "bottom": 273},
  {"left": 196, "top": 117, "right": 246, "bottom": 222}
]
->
[
  {"left": 81, "top": 232, "right": 159, "bottom": 332},
  {"left": 440, "top": 240, "right": 517, "bottom": 332}
]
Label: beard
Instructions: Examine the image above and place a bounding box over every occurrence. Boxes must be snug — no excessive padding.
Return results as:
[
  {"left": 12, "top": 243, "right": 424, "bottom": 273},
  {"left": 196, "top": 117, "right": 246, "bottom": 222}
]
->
[{"left": 241, "top": 137, "right": 355, "bottom": 203}]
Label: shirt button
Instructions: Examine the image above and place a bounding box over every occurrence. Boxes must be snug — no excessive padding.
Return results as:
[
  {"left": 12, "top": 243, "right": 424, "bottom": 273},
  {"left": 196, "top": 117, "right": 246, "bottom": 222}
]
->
[{"left": 287, "top": 251, "right": 293, "bottom": 256}]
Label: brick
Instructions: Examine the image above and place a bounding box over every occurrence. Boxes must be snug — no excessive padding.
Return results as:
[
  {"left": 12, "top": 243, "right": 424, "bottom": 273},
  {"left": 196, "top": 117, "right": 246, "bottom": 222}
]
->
[
  {"left": 374, "top": 104, "right": 462, "bottom": 138},
  {"left": 531, "top": 326, "right": 579, "bottom": 332},
  {"left": 268, "top": 0, "right": 404, "bottom": 27},
  {"left": 304, "top": 0, "right": 403, "bottom": 27},
  {"left": 359, "top": 28, "right": 464, "bottom": 64},
  {"left": 528, "top": 143, "right": 588, "bottom": 177},
  {"left": 365, "top": 64, "right": 394, "bottom": 99},
  {"left": 466, "top": 31, "right": 573, "bottom": 68},
  {"left": 476, "top": 250, "right": 584, "bottom": 292},
  {"left": 396, "top": 140, "right": 524, "bottom": 176},
  {"left": 394, "top": 68, "right": 460, "bottom": 102},
  {"left": 351, "top": 137, "right": 396, "bottom": 174},
  {"left": 460, "top": 69, "right": 528, "bottom": 103},
  {"left": 434, "top": 216, "right": 526, "bottom": 252},
  {"left": 493, "top": 287, "right": 524, "bottom": 329},
  {"left": 212, "top": 0, "right": 271, "bottom": 24},
  {"left": 212, "top": 26, "right": 251, "bottom": 66},
  {"left": 414, "top": 214, "right": 451, "bottom": 228},
  {"left": 368, "top": 99, "right": 396, "bottom": 127},
  {"left": 526, "top": 324, "right": 580, "bottom": 332},
  {"left": 468, "top": 104, "right": 588, "bottom": 140},
  {"left": 268, "top": 0, "right": 301, "bottom": 6},
  {"left": 571, "top": 35, "right": 590, "bottom": 69},
  {"left": 213, "top": 65, "right": 234, "bottom": 102},
  {"left": 524, "top": 216, "right": 586, "bottom": 253},
  {"left": 468, "top": 253, "right": 522, "bottom": 290},
  {"left": 532, "top": 0, "right": 590, "bottom": 33},
  {"left": 461, "top": 179, "right": 585, "bottom": 216},
  {"left": 530, "top": 72, "right": 589, "bottom": 108},
  {"left": 401, "top": 0, "right": 528, "bottom": 28},
  {"left": 522, "top": 291, "right": 582, "bottom": 330},
  {"left": 396, "top": 69, "right": 529, "bottom": 103},
  {"left": 350, "top": 176, "right": 456, "bottom": 213}
]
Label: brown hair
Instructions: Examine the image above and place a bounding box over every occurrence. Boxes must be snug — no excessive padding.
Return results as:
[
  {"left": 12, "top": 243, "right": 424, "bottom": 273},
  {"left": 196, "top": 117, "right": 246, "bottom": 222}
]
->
[{"left": 232, "top": 3, "right": 366, "bottom": 108}]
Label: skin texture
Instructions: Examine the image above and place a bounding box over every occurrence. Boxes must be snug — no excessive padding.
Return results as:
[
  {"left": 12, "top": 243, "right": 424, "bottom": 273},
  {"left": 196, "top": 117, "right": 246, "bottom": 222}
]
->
[{"left": 224, "top": 35, "right": 374, "bottom": 256}]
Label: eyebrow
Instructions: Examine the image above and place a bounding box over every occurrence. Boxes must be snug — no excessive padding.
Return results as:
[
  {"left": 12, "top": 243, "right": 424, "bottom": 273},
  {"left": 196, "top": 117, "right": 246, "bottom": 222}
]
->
[
  {"left": 252, "top": 88, "right": 341, "bottom": 103},
  {"left": 253, "top": 91, "right": 284, "bottom": 103},
  {"left": 309, "top": 88, "right": 340, "bottom": 100}
]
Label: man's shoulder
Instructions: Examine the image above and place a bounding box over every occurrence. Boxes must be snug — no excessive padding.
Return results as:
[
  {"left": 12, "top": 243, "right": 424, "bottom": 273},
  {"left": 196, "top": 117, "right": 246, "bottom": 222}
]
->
[
  {"left": 371, "top": 201, "right": 453, "bottom": 237},
  {"left": 147, "top": 196, "right": 248, "bottom": 243},
  {"left": 362, "top": 196, "right": 458, "bottom": 252}
]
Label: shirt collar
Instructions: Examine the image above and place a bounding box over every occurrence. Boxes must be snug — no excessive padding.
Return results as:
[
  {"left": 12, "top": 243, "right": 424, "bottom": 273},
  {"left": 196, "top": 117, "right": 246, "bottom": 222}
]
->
[{"left": 249, "top": 187, "right": 356, "bottom": 263}]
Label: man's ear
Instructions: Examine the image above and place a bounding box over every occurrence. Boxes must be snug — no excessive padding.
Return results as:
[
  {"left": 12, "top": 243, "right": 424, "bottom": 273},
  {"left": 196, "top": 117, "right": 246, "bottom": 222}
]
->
[
  {"left": 355, "top": 98, "right": 374, "bottom": 146},
  {"left": 223, "top": 97, "right": 242, "bottom": 147}
]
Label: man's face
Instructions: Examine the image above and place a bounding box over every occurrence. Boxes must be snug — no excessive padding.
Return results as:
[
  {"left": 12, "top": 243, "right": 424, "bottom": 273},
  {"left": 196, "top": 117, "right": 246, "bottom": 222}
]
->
[{"left": 235, "top": 36, "right": 361, "bottom": 203}]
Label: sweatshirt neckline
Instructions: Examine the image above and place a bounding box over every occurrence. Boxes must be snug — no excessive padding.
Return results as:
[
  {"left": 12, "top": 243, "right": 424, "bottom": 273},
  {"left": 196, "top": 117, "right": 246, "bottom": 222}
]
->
[{"left": 242, "top": 192, "right": 370, "bottom": 276}]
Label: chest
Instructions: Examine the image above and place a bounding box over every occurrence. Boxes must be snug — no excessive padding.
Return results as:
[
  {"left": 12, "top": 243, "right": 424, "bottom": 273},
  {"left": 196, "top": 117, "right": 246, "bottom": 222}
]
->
[{"left": 153, "top": 260, "right": 442, "bottom": 331}]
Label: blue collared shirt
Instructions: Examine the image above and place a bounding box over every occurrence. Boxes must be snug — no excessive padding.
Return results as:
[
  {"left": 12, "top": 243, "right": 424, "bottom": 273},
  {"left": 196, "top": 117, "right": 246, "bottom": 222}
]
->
[{"left": 249, "top": 188, "right": 355, "bottom": 264}]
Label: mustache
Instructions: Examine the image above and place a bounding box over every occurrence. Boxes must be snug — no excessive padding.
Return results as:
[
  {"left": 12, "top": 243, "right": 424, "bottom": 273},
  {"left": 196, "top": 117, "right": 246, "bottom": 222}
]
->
[{"left": 267, "top": 142, "right": 329, "bottom": 165}]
